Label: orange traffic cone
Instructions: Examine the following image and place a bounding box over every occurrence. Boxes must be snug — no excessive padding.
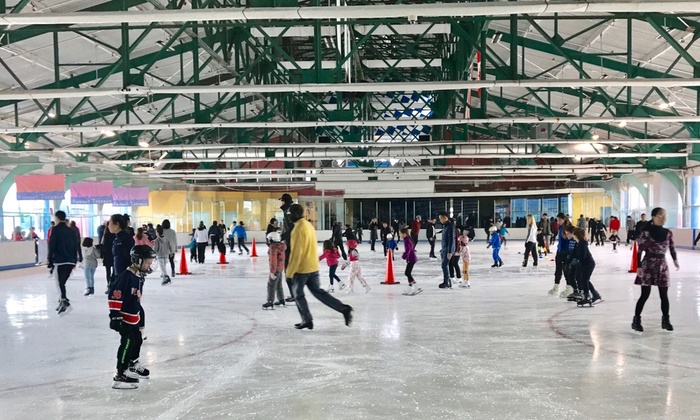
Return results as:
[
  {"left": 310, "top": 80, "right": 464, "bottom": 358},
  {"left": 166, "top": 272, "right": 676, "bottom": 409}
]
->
[
  {"left": 178, "top": 247, "right": 191, "bottom": 275},
  {"left": 217, "top": 249, "right": 229, "bottom": 265},
  {"left": 628, "top": 241, "right": 638, "bottom": 273},
  {"left": 381, "top": 250, "right": 400, "bottom": 285},
  {"left": 251, "top": 238, "right": 258, "bottom": 257}
]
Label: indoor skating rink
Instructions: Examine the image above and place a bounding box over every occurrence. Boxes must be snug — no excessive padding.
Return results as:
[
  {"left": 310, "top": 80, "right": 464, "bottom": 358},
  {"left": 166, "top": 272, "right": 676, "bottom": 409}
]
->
[{"left": 2, "top": 241, "right": 699, "bottom": 420}]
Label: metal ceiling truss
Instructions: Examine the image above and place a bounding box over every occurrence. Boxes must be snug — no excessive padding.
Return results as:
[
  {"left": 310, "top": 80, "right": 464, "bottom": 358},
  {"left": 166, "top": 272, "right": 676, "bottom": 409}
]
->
[{"left": 0, "top": 1, "right": 699, "bottom": 186}]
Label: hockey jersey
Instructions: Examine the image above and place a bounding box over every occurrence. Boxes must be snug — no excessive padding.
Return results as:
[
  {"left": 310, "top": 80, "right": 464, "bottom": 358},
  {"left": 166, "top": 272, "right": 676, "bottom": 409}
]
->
[{"left": 108, "top": 269, "right": 142, "bottom": 325}]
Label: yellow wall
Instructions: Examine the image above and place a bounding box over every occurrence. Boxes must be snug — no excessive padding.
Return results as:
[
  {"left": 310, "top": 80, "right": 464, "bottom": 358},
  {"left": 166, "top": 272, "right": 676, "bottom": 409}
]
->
[
  {"left": 571, "top": 192, "right": 612, "bottom": 220},
  {"left": 133, "top": 190, "right": 297, "bottom": 232}
]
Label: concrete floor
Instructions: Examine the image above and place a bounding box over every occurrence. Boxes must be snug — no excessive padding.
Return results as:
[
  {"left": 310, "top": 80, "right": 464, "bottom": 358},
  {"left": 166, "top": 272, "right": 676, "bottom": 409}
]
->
[{"left": 2, "top": 240, "right": 699, "bottom": 419}]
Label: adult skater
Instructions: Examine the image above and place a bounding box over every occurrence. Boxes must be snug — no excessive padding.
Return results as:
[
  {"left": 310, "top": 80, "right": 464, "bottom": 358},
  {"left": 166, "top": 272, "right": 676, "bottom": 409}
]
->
[
  {"left": 331, "top": 221, "right": 348, "bottom": 260},
  {"left": 438, "top": 212, "right": 456, "bottom": 289},
  {"left": 577, "top": 214, "right": 587, "bottom": 230},
  {"left": 100, "top": 225, "right": 115, "bottom": 294},
  {"left": 410, "top": 215, "right": 423, "bottom": 246},
  {"left": 380, "top": 221, "right": 392, "bottom": 257},
  {"left": 547, "top": 213, "right": 572, "bottom": 296},
  {"left": 369, "top": 218, "right": 378, "bottom": 252},
  {"left": 108, "top": 245, "right": 155, "bottom": 389},
  {"left": 47, "top": 210, "right": 80, "bottom": 316},
  {"left": 538, "top": 213, "right": 552, "bottom": 254},
  {"left": 194, "top": 222, "right": 208, "bottom": 263},
  {"left": 426, "top": 217, "right": 437, "bottom": 260},
  {"left": 626, "top": 215, "right": 636, "bottom": 246},
  {"left": 208, "top": 221, "right": 221, "bottom": 254},
  {"left": 110, "top": 214, "right": 136, "bottom": 282},
  {"left": 279, "top": 193, "right": 296, "bottom": 303},
  {"left": 522, "top": 214, "right": 538, "bottom": 269},
  {"left": 570, "top": 228, "right": 602, "bottom": 306},
  {"left": 233, "top": 221, "right": 250, "bottom": 255},
  {"left": 631, "top": 207, "right": 679, "bottom": 332},
  {"left": 285, "top": 204, "right": 353, "bottom": 330},
  {"left": 161, "top": 219, "right": 177, "bottom": 278}
]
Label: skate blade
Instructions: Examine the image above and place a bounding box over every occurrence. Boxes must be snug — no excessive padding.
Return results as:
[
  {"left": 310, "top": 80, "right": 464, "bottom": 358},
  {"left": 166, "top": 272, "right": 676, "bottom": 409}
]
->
[
  {"left": 58, "top": 306, "right": 73, "bottom": 317},
  {"left": 112, "top": 382, "right": 139, "bottom": 389}
]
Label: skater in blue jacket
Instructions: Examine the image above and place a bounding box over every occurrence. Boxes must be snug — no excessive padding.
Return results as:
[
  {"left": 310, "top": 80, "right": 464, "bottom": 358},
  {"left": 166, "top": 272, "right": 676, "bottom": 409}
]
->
[{"left": 486, "top": 226, "right": 503, "bottom": 268}]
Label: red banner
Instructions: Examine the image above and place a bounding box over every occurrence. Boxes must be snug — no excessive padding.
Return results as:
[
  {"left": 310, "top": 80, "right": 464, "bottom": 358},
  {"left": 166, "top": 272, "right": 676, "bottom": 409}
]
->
[{"left": 15, "top": 174, "right": 65, "bottom": 200}]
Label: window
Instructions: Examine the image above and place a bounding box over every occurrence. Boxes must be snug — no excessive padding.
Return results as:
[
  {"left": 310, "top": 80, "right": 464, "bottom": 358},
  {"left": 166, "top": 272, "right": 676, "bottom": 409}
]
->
[
  {"left": 527, "top": 198, "right": 541, "bottom": 217},
  {"left": 511, "top": 198, "right": 526, "bottom": 227},
  {"left": 690, "top": 176, "right": 700, "bottom": 229}
]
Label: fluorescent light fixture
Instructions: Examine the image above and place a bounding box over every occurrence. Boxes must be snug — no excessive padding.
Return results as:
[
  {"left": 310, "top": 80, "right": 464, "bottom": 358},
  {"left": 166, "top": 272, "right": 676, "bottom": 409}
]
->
[
  {"left": 47, "top": 111, "right": 56, "bottom": 118},
  {"left": 658, "top": 101, "right": 675, "bottom": 109},
  {"left": 491, "top": 33, "right": 502, "bottom": 43},
  {"left": 617, "top": 121, "right": 627, "bottom": 127},
  {"left": 591, "top": 134, "right": 600, "bottom": 140},
  {"left": 138, "top": 140, "right": 150, "bottom": 148},
  {"left": 101, "top": 130, "right": 116, "bottom": 137}
]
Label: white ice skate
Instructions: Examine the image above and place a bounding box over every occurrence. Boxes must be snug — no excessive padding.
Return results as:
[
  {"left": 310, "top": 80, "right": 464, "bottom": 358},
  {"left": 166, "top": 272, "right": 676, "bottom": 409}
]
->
[
  {"left": 364, "top": 284, "right": 371, "bottom": 293},
  {"left": 547, "top": 284, "right": 559, "bottom": 296},
  {"left": 327, "top": 285, "right": 334, "bottom": 293},
  {"left": 127, "top": 359, "right": 150, "bottom": 379},
  {"left": 112, "top": 374, "right": 139, "bottom": 389},
  {"left": 559, "top": 285, "right": 574, "bottom": 298},
  {"left": 338, "top": 282, "right": 347, "bottom": 291}
]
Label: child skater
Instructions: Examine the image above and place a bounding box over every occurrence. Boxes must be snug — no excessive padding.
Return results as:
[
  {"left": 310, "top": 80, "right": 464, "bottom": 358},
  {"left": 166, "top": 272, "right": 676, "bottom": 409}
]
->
[
  {"left": 108, "top": 245, "right": 154, "bottom": 389},
  {"left": 263, "top": 230, "right": 287, "bottom": 309},
  {"left": 189, "top": 229, "right": 197, "bottom": 263},
  {"left": 570, "top": 228, "right": 603, "bottom": 307},
  {"left": 608, "top": 230, "right": 621, "bottom": 252},
  {"left": 386, "top": 233, "right": 398, "bottom": 261},
  {"left": 458, "top": 234, "right": 471, "bottom": 288},
  {"left": 536, "top": 227, "right": 547, "bottom": 258},
  {"left": 499, "top": 224, "right": 509, "bottom": 249},
  {"left": 153, "top": 226, "right": 171, "bottom": 286},
  {"left": 399, "top": 228, "right": 421, "bottom": 295},
  {"left": 345, "top": 239, "right": 370, "bottom": 294},
  {"left": 486, "top": 226, "right": 503, "bottom": 268},
  {"left": 82, "top": 237, "right": 100, "bottom": 296},
  {"left": 319, "top": 239, "right": 343, "bottom": 293}
]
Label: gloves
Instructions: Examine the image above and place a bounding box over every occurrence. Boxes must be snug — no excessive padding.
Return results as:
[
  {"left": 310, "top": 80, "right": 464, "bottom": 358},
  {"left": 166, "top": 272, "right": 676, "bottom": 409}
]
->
[
  {"left": 110, "top": 316, "right": 122, "bottom": 332},
  {"left": 47, "top": 263, "right": 54, "bottom": 270}
]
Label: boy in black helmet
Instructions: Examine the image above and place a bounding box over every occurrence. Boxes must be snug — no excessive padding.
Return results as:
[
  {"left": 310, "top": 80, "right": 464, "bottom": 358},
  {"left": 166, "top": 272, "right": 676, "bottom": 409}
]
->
[{"left": 108, "top": 245, "right": 155, "bottom": 389}]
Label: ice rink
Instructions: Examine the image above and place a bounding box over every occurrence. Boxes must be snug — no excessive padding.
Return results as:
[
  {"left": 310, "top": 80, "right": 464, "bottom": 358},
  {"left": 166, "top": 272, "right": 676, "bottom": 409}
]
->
[{"left": 2, "top": 240, "right": 700, "bottom": 419}]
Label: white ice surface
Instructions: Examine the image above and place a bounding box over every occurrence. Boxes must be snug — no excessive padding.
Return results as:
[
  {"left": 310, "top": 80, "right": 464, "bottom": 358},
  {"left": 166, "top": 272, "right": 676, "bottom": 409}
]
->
[{"left": 2, "top": 241, "right": 700, "bottom": 420}]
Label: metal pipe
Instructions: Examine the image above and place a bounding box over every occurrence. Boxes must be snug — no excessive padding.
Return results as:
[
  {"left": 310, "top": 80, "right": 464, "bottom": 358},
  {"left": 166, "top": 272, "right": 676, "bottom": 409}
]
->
[
  {"left": 2, "top": 1, "right": 698, "bottom": 25},
  {"left": 3, "top": 78, "right": 700, "bottom": 101},
  {"left": 4, "top": 115, "right": 700, "bottom": 135}
]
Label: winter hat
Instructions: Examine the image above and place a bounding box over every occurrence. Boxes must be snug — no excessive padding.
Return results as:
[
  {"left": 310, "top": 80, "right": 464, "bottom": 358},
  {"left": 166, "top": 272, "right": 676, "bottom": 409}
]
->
[
  {"left": 267, "top": 231, "right": 281, "bottom": 243},
  {"left": 386, "top": 233, "right": 393, "bottom": 240},
  {"left": 489, "top": 226, "right": 497, "bottom": 233},
  {"left": 347, "top": 239, "right": 358, "bottom": 249},
  {"left": 460, "top": 235, "right": 469, "bottom": 244}
]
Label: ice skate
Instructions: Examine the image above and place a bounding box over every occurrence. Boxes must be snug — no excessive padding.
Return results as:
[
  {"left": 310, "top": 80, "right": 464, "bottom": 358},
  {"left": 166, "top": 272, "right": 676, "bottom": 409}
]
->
[
  {"left": 490, "top": 263, "right": 498, "bottom": 268},
  {"left": 274, "top": 300, "right": 286, "bottom": 307},
  {"left": 327, "top": 285, "right": 334, "bottom": 293},
  {"left": 295, "top": 321, "right": 314, "bottom": 330},
  {"left": 591, "top": 293, "right": 603, "bottom": 305},
  {"left": 346, "top": 287, "right": 355, "bottom": 294},
  {"left": 631, "top": 316, "right": 643, "bottom": 333},
  {"left": 338, "top": 282, "right": 347, "bottom": 291},
  {"left": 112, "top": 373, "right": 139, "bottom": 389},
  {"left": 364, "top": 284, "right": 371, "bottom": 293},
  {"left": 127, "top": 359, "right": 150, "bottom": 379},
  {"left": 466, "top": 281, "right": 471, "bottom": 288},
  {"left": 577, "top": 293, "right": 593, "bottom": 307},
  {"left": 662, "top": 316, "right": 674, "bottom": 332},
  {"left": 498, "top": 260, "right": 503, "bottom": 267},
  {"left": 559, "top": 285, "right": 574, "bottom": 298},
  {"left": 262, "top": 301, "right": 274, "bottom": 310},
  {"left": 161, "top": 275, "right": 171, "bottom": 286},
  {"left": 57, "top": 300, "right": 72, "bottom": 316},
  {"left": 340, "top": 261, "right": 349, "bottom": 270},
  {"left": 547, "top": 284, "right": 559, "bottom": 296},
  {"left": 567, "top": 291, "right": 583, "bottom": 302},
  {"left": 285, "top": 296, "right": 295, "bottom": 303}
]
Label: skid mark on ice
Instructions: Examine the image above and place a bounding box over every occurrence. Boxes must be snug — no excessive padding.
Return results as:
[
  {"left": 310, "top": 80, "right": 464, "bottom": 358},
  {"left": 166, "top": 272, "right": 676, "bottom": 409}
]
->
[
  {"left": 0, "top": 311, "right": 259, "bottom": 394},
  {"left": 547, "top": 307, "right": 700, "bottom": 371}
]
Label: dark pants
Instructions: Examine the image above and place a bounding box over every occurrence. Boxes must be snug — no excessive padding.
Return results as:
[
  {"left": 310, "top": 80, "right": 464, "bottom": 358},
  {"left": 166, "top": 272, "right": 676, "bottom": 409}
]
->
[
  {"left": 104, "top": 264, "right": 113, "bottom": 286},
  {"left": 197, "top": 243, "right": 207, "bottom": 263},
  {"left": 293, "top": 271, "right": 347, "bottom": 323},
  {"left": 335, "top": 242, "right": 347, "bottom": 260},
  {"left": 411, "top": 233, "right": 418, "bottom": 246},
  {"left": 554, "top": 253, "right": 569, "bottom": 285},
  {"left": 168, "top": 253, "right": 175, "bottom": 275},
  {"left": 116, "top": 323, "right": 142, "bottom": 375},
  {"left": 370, "top": 238, "right": 376, "bottom": 251},
  {"left": 626, "top": 231, "right": 635, "bottom": 245},
  {"left": 56, "top": 264, "right": 74, "bottom": 301},
  {"left": 382, "top": 240, "right": 388, "bottom": 257},
  {"left": 211, "top": 236, "right": 219, "bottom": 253},
  {"left": 568, "top": 264, "right": 579, "bottom": 290},
  {"left": 635, "top": 285, "right": 669, "bottom": 317},
  {"left": 428, "top": 238, "right": 436, "bottom": 258},
  {"left": 576, "top": 261, "right": 597, "bottom": 295},
  {"left": 449, "top": 255, "right": 461, "bottom": 279},
  {"left": 190, "top": 247, "right": 197, "bottom": 262},
  {"left": 229, "top": 236, "right": 235, "bottom": 251},
  {"left": 405, "top": 262, "right": 415, "bottom": 283},
  {"left": 328, "top": 264, "right": 341, "bottom": 285},
  {"left": 441, "top": 250, "right": 450, "bottom": 283},
  {"left": 238, "top": 237, "right": 249, "bottom": 253},
  {"left": 523, "top": 242, "right": 538, "bottom": 266}
]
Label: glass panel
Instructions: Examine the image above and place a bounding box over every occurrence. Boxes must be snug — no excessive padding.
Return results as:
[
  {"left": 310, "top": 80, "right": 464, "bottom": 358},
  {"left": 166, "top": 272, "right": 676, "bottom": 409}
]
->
[
  {"left": 559, "top": 196, "right": 569, "bottom": 217},
  {"left": 527, "top": 198, "right": 541, "bottom": 217},
  {"left": 494, "top": 199, "right": 509, "bottom": 226},
  {"left": 543, "top": 198, "right": 559, "bottom": 218},
  {"left": 511, "top": 198, "right": 527, "bottom": 227}
]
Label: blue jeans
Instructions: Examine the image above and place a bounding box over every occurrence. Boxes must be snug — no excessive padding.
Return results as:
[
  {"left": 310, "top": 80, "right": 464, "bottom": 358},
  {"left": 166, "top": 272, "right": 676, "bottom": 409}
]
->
[
  {"left": 84, "top": 265, "right": 97, "bottom": 288},
  {"left": 441, "top": 250, "right": 450, "bottom": 282},
  {"left": 492, "top": 248, "right": 502, "bottom": 263},
  {"left": 292, "top": 271, "right": 347, "bottom": 323}
]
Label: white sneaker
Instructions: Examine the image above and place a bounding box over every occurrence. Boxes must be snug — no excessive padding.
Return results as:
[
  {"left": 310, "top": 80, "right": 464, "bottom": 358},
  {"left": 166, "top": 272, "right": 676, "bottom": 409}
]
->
[
  {"left": 547, "top": 284, "right": 559, "bottom": 296},
  {"left": 328, "top": 285, "right": 334, "bottom": 293},
  {"left": 466, "top": 281, "right": 471, "bottom": 288},
  {"left": 559, "top": 285, "right": 574, "bottom": 298}
]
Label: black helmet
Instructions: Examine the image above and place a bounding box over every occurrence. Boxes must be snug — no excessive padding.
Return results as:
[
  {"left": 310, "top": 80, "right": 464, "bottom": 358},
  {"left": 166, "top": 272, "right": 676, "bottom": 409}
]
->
[{"left": 130, "top": 245, "right": 156, "bottom": 273}]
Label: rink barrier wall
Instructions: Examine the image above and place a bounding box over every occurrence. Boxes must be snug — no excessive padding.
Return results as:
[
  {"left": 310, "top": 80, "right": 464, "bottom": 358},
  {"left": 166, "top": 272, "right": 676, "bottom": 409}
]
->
[{"left": 4, "top": 229, "right": 694, "bottom": 271}]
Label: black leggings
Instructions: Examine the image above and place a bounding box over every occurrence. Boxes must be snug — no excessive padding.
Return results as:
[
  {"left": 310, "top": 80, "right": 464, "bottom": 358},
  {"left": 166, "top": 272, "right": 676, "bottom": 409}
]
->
[
  {"left": 104, "top": 264, "right": 113, "bottom": 286},
  {"left": 328, "top": 264, "right": 341, "bottom": 285},
  {"left": 635, "top": 286, "right": 669, "bottom": 317},
  {"left": 448, "top": 255, "right": 461, "bottom": 279},
  {"left": 168, "top": 254, "right": 175, "bottom": 275},
  {"left": 405, "top": 262, "right": 415, "bottom": 283},
  {"left": 554, "top": 253, "right": 569, "bottom": 284},
  {"left": 197, "top": 243, "right": 207, "bottom": 263},
  {"left": 523, "top": 242, "right": 538, "bottom": 266},
  {"left": 577, "top": 261, "right": 597, "bottom": 295},
  {"left": 238, "top": 237, "right": 249, "bottom": 253}
]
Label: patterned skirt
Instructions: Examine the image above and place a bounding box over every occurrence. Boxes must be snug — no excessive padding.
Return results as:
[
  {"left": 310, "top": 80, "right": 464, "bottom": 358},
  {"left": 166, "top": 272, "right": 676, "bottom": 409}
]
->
[{"left": 634, "top": 255, "right": 670, "bottom": 287}]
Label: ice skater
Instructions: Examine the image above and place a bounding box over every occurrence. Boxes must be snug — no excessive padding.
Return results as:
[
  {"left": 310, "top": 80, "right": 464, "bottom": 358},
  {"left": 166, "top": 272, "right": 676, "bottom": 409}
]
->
[
  {"left": 536, "top": 227, "right": 547, "bottom": 258},
  {"left": 386, "top": 233, "right": 398, "bottom": 261},
  {"left": 153, "top": 226, "right": 172, "bottom": 286},
  {"left": 486, "top": 226, "right": 503, "bottom": 268},
  {"left": 319, "top": 239, "right": 343, "bottom": 293},
  {"left": 263, "top": 230, "right": 287, "bottom": 309},
  {"left": 47, "top": 210, "right": 80, "bottom": 315},
  {"left": 631, "top": 207, "right": 679, "bottom": 333},
  {"left": 570, "top": 228, "right": 602, "bottom": 307},
  {"left": 286, "top": 204, "right": 353, "bottom": 330},
  {"left": 458, "top": 234, "right": 471, "bottom": 288},
  {"left": 82, "top": 237, "right": 100, "bottom": 296},
  {"left": 499, "top": 224, "right": 509, "bottom": 249},
  {"left": 547, "top": 214, "right": 572, "bottom": 296},
  {"left": 399, "top": 228, "right": 421, "bottom": 295},
  {"left": 448, "top": 223, "right": 462, "bottom": 285},
  {"left": 108, "top": 245, "right": 154, "bottom": 389},
  {"left": 345, "top": 239, "right": 370, "bottom": 294},
  {"left": 522, "top": 214, "right": 538, "bottom": 269},
  {"left": 233, "top": 221, "right": 250, "bottom": 255}
]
